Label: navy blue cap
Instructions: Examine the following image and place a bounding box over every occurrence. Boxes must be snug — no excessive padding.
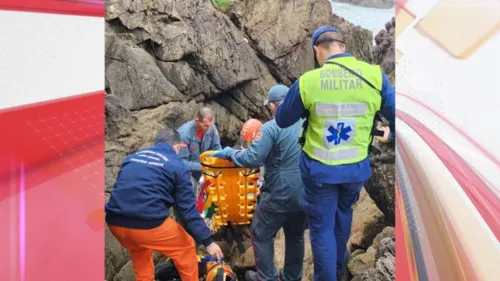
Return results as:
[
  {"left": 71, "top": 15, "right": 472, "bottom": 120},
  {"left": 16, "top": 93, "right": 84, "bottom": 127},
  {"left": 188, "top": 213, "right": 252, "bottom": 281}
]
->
[
  {"left": 264, "top": 85, "right": 289, "bottom": 106},
  {"left": 311, "top": 25, "right": 340, "bottom": 68}
]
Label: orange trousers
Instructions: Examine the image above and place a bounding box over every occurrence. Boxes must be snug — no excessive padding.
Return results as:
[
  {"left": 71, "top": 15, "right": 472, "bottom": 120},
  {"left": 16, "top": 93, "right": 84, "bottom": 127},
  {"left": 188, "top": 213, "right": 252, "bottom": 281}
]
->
[{"left": 108, "top": 218, "right": 198, "bottom": 281}]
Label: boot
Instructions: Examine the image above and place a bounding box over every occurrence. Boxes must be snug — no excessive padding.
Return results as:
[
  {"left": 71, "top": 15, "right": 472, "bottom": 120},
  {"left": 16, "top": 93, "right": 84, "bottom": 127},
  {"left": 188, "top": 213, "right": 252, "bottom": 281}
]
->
[
  {"left": 337, "top": 248, "right": 351, "bottom": 281},
  {"left": 245, "top": 270, "right": 258, "bottom": 281}
]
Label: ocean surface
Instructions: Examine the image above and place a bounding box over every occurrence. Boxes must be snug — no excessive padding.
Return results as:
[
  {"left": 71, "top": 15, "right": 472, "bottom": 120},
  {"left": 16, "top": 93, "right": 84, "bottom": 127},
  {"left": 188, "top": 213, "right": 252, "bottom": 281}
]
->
[{"left": 330, "top": 1, "right": 395, "bottom": 44}]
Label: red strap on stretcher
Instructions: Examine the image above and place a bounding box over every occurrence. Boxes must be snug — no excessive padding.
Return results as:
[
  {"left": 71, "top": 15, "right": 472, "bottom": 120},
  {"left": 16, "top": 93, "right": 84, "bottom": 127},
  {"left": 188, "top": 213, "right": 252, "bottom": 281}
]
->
[{"left": 196, "top": 180, "right": 211, "bottom": 213}]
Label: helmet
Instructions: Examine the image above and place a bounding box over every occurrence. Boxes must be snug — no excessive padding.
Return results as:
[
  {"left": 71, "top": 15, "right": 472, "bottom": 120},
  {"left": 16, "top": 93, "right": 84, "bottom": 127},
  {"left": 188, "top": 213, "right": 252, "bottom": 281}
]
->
[
  {"left": 240, "top": 119, "right": 263, "bottom": 145},
  {"left": 205, "top": 261, "right": 236, "bottom": 281}
]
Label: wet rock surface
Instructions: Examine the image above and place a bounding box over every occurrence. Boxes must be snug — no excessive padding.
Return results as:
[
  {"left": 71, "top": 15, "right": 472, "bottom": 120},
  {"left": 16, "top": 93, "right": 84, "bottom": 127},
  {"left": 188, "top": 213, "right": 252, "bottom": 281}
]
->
[{"left": 364, "top": 17, "right": 396, "bottom": 226}]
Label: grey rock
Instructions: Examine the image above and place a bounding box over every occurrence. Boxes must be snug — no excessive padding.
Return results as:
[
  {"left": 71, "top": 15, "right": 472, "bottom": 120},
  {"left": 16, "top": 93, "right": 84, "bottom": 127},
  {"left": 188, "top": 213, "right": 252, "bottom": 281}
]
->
[
  {"left": 360, "top": 236, "right": 395, "bottom": 281},
  {"left": 106, "top": 36, "right": 184, "bottom": 111},
  {"left": 351, "top": 249, "right": 366, "bottom": 259},
  {"left": 348, "top": 246, "right": 377, "bottom": 276},
  {"left": 365, "top": 137, "right": 396, "bottom": 226},
  {"left": 348, "top": 189, "right": 386, "bottom": 251},
  {"left": 373, "top": 17, "right": 395, "bottom": 83},
  {"left": 364, "top": 17, "right": 396, "bottom": 226},
  {"left": 372, "top": 227, "right": 395, "bottom": 251}
]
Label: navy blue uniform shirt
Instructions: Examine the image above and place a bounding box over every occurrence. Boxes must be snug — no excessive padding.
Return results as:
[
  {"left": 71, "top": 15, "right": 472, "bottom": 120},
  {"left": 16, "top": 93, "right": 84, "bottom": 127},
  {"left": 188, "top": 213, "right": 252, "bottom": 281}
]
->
[{"left": 105, "top": 143, "right": 213, "bottom": 246}]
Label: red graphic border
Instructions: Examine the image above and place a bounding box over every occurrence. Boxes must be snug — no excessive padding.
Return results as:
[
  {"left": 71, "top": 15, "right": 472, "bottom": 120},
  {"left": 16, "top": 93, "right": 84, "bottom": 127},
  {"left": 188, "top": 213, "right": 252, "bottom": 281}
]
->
[{"left": 0, "top": 0, "right": 104, "bottom": 17}]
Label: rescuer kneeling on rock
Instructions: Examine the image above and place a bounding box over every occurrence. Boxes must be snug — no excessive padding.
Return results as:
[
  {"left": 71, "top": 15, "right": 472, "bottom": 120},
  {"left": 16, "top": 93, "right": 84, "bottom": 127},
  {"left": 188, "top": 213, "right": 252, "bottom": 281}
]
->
[
  {"left": 274, "top": 26, "right": 395, "bottom": 281},
  {"left": 105, "top": 129, "right": 223, "bottom": 281},
  {"left": 211, "top": 85, "right": 307, "bottom": 281}
]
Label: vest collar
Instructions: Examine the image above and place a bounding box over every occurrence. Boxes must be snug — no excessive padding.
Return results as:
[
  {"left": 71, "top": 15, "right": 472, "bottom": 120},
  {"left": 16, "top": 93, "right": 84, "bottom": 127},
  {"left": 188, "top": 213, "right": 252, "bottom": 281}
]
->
[{"left": 324, "top": 52, "right": 353, "bottom": 64}]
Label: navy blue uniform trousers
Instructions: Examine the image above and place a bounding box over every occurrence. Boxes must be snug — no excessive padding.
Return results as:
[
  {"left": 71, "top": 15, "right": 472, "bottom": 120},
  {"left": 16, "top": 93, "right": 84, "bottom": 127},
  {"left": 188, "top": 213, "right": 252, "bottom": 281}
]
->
[{"left": 302, "top": 178, "right": 364, "bottom": 281}]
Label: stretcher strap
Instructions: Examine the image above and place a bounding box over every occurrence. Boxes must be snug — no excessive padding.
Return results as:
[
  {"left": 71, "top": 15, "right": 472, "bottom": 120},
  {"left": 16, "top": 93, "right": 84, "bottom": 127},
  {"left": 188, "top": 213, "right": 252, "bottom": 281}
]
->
[
  {"left": 202, "top": 171, "right": 222, "bottom": 178},
  {"left": 201, "top": 166, "right": 260, "bottom": 177},
  {"left": 200, "top": 162, "right": 240, "bottom": 169}
]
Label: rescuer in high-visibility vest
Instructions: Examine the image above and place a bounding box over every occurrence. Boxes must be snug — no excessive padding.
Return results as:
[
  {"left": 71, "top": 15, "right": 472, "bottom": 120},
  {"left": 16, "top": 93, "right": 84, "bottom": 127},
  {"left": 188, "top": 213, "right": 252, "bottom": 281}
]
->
[{"left": 274, "top": 25, "right": 395, "bottom": 281}]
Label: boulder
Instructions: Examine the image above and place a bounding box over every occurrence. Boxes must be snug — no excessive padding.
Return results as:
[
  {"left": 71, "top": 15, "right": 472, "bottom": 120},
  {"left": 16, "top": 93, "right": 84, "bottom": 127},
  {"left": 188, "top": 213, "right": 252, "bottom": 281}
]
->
[
  {"left": 105, "top": 225, "right": 130, "bottom": 281},
  {"left": 360, "top": 236, "right": 395, "bottom": 281},
  {"left": 348, "top": 226, "right": 395, "bottom": 280},
  {"left": 349, "top": 246, "right": 377, "bottom": 277},
  {"left": 373, "top": 17, "right": 395, "bottom": 83},
  {"left": 348, "top": 189, "right": 386, "bottom": 250}
]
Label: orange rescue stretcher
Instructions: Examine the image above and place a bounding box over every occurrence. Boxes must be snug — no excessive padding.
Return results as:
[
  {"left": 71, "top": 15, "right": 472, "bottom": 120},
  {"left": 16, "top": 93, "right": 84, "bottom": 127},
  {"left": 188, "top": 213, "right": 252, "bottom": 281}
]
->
[{"left": 199, "top": 151, "right": 260, "bottom": 233}]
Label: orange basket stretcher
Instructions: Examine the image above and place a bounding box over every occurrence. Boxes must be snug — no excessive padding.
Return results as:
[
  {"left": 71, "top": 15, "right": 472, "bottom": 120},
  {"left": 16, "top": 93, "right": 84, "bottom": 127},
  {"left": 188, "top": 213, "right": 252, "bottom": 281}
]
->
[{"left": 199, "top": 151, "right": 260, "bottom": 233}]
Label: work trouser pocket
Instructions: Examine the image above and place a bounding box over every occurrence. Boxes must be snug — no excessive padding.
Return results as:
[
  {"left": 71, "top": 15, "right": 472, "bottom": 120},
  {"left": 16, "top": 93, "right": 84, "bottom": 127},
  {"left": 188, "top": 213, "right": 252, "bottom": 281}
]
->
[
  {"left": 301, "top": 195, "right": 322, "bottom": 222},
  {"left": 251, "top": 208, "right": 282, "bottom": 240},
  {"left": 339, "top": 181, "right": 364, "bottom": 210}
]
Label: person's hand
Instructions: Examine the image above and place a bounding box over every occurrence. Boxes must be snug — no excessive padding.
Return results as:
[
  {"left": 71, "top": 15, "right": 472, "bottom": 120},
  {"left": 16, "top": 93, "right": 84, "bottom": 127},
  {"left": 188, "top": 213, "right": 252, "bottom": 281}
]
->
[
  {"left": 374, "top": 126, "right": 391, "bottom": 144},
  {"left": 210, "top": 147, "right": 233, "bottom": 159},
  {"left": 206, "top": 242, "right": 224, "bottom": 261},
  {"left": 172, "top": 142, "right": 187, "bottom": 154}
]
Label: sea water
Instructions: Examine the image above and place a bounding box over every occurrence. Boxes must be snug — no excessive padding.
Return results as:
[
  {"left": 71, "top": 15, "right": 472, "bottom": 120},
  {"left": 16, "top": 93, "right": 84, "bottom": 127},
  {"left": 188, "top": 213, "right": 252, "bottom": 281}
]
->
[{"left": 330, "top": 1, "right": 395, "bottom": 45}]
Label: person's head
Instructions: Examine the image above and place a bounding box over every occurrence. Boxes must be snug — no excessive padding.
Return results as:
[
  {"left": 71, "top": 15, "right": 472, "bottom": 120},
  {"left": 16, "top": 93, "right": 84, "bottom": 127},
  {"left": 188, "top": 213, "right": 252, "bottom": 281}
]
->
[
  {"left": 155, "top": 128, "right": 185, "bottom": 154},
  {"left": 194, "top": 107, "right": 215, "bottom": 132},
  {"left": 240, "top": 119, "right": 263, "bottom": 148},
  {"left": 311, "top": 25, "right": 346, "bottom": 68},
  {"left": 264, "top": 84, "right": 289, "bottom": 116}
]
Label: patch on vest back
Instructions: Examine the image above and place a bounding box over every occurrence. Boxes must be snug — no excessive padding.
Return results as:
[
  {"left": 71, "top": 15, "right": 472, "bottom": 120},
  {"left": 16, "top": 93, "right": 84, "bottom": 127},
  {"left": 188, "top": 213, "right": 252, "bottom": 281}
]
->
[{"left": 323, "top": 118, "right": 356, "bottom": 150}]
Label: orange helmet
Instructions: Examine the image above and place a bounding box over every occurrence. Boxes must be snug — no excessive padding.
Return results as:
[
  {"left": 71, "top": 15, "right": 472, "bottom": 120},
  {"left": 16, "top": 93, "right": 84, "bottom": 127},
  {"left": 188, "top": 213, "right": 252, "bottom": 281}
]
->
[
  {"left": 205, "top": 261, "right": 235, "bottom": 281},
  {"left": 240, "top": 119, "right": 263, "bottom": 144}
]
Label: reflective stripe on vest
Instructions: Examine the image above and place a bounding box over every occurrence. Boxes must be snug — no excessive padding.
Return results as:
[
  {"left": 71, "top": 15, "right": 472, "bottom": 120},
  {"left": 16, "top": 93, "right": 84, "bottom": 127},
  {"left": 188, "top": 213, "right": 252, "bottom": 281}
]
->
[
  {"left": 299, "top": 56, "right": 382, "bottom": 165},
  {"left": 316, "top": 102, "right": 367, "bottom": 116}
]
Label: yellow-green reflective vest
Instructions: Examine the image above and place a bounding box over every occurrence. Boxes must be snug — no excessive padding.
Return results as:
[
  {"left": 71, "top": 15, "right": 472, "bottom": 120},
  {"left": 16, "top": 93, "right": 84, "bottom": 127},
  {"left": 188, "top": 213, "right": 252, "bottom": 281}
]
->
[{"left": 299, "top": 56, "right": 382, "bottom": 165}]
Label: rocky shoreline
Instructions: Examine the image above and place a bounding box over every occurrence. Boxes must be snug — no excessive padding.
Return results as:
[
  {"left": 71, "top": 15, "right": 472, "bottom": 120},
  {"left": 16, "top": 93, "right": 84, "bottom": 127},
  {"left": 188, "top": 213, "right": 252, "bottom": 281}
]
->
[{"left": 104, "top": 0, "right": 395, "bottom": 280}]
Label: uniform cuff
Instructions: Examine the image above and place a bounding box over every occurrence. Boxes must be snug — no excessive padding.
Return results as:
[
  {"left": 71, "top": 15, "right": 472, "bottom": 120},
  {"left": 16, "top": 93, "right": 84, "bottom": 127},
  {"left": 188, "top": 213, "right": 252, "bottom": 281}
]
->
[
  {"left": 389, "top": 132, "right": 394, "bottom": 142},
  {"left": 201, "top": 237, "right": 213, "bottom": 247}
]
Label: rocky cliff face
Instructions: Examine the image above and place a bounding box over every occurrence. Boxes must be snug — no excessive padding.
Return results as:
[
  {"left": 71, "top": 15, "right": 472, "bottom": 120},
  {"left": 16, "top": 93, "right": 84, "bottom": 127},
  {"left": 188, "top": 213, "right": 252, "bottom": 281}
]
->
[
  {"left": 364, "top": 17, "right": 396, "bottom": 226},
  {"left": 331, "top": 0, "right": 395, "bottom": 9},
  {"left": 373, "top": 17, "right": 395, "bottom": 83},
  {"left": 104, "top": 0, "right": 395, "bottom": 280},
  {"left": 104, "top": 0, "right": 374, "bottom": 192},
  {"left": 356, "top": 18, "right": 396, "bottom": 281}
]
